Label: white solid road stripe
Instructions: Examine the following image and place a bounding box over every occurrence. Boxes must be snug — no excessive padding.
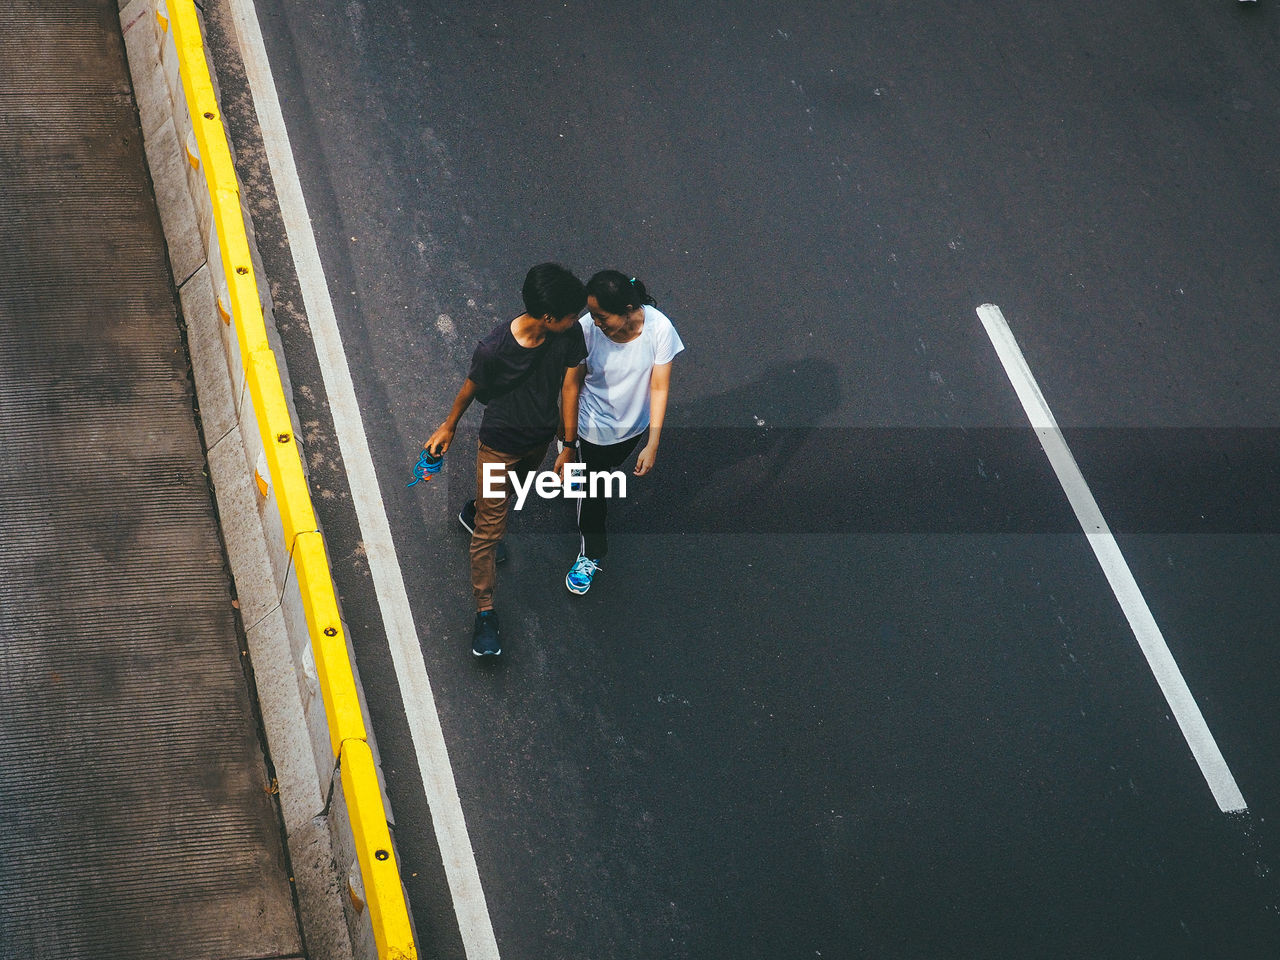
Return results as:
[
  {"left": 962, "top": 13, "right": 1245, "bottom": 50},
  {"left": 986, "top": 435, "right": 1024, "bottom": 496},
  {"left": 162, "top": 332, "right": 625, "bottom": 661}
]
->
[
  {"left": 226, "top": 2, "right": 502, "bottom": 957},
  {"left": 976, "top": 303, "right": 1247, "bottom": 814}
]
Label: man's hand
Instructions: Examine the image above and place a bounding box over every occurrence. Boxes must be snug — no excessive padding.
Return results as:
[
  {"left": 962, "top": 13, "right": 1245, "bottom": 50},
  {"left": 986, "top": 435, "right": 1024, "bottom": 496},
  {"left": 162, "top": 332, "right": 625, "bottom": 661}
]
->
[
  {"left": 424, "top": 424, "right": 455, "bottom": 456},
  {"left": 424, "top": 380, "right": 478, "bottom": 456}
]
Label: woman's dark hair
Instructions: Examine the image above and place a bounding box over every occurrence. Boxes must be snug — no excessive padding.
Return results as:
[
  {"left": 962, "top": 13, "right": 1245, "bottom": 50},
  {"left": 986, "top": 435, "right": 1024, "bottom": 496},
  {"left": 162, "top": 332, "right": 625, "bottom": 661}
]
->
[
  {"left": 586, "top": 270, "right": 657, "bottom": 314},
  {"left": 522, "top": 262, "right": 587, "bottom": 319}
]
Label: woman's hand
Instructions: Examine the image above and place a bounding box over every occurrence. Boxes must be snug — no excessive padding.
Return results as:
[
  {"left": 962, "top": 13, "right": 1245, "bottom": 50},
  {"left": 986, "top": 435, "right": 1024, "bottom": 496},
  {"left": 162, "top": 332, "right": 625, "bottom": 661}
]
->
[
  {"left": 634, "top": 443, "right": 658, "bottom": 475},
  {"left": 554, "top": 446, "right": 580, "bottom": 483}
]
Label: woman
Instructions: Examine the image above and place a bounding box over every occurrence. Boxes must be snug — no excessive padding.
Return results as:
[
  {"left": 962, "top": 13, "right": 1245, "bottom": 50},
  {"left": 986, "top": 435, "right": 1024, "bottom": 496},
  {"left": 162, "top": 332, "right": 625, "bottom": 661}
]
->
[{"left": 563, "top": 271, "right": 684, "bottom": 594}]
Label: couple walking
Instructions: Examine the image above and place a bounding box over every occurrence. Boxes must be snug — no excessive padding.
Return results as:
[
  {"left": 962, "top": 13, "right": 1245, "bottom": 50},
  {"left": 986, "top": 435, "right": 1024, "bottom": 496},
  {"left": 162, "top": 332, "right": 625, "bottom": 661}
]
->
[{"left": 421, "top": 263, "right": 684, "bottom": 657}]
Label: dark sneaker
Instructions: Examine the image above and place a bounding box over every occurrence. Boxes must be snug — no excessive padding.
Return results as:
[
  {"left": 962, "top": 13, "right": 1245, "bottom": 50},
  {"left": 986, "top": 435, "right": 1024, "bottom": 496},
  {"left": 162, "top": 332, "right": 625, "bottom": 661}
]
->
[
  {"left": 472, "top": 610, "right": 501, "bottom": 657},
  {"left": 458, "top": 499, "right": 507, "bottom": 563},
  {"left": 565, "top": 555, "right": 601, "bottom": 595}
]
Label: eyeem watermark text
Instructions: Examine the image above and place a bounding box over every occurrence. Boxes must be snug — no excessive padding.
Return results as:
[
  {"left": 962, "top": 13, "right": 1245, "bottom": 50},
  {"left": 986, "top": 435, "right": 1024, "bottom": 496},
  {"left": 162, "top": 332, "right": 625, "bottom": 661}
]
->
[{"left": 482, "top": 463, "right": 627, "bottom": 510}]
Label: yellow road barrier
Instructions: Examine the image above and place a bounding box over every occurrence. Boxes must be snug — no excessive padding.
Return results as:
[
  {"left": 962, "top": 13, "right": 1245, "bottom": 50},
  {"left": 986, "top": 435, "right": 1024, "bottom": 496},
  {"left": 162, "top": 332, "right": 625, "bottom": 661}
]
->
[
  {"left": 343, "top": 740, "right": 418, "bottom": 960},
  {"left": 166, "top": 3, "right": 417, "bottom": 957}
]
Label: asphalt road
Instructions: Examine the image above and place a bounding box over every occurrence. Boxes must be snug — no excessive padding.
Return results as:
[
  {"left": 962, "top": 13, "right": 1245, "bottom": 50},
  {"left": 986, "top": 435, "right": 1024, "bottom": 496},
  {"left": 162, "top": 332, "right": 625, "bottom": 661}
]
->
[{"left": 204, "top": 2, "right": 1280, "bottom": 957}]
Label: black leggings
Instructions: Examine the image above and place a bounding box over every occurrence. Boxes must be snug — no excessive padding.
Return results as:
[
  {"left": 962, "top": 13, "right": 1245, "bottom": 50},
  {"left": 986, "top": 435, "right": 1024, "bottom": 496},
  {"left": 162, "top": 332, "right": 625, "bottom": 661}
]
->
[{"left": 575, "top": 432, "right": 645, "bottom": 560}]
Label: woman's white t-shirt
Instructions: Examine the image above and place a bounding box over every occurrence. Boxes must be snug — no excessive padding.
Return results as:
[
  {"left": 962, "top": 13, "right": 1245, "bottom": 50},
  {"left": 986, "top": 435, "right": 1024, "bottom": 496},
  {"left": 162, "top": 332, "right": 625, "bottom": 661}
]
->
[{"left": 577, "top": 305, "right": 685, "bottom": 445}]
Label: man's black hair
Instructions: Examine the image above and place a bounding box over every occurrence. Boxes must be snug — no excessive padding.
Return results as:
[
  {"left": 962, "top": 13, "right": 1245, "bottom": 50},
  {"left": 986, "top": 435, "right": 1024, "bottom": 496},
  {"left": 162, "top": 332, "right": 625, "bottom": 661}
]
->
[{"left": 522, "top": 262, "right": 587, "bottom": 319}]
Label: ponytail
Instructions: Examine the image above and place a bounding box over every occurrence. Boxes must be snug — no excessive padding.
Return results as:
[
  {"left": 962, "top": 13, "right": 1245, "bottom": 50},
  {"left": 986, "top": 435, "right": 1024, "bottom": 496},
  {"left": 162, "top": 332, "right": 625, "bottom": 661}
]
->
[{"left": 586, "top": 270, "right": 657, "bottom": 313}]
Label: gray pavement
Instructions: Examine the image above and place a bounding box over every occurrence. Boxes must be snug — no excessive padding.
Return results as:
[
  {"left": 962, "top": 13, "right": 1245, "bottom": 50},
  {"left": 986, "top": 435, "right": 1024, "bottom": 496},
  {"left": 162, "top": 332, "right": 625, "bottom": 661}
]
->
[
  {"left": 205, "top": 1, "right": 1280, "bottom": 958},
  {"left": 0, "top": 2, "right": 303, "bottom": 957}
]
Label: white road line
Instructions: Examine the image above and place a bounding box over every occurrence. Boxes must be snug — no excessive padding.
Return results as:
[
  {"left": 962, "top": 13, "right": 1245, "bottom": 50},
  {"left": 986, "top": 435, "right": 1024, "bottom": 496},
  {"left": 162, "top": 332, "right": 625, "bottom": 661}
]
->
[
  {"left": 976, "top": 303, "right": 1246, "bottom": 814},
  {"left": 226, "top": 2, "right": 502, "bottom": 956}
]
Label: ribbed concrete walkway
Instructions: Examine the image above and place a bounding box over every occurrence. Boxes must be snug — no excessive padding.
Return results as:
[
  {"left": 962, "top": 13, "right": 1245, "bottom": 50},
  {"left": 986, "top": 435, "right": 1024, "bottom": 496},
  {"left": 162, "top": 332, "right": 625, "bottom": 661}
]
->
[{"left": 0, "top": 2, "right": 304, "bottom": 958}]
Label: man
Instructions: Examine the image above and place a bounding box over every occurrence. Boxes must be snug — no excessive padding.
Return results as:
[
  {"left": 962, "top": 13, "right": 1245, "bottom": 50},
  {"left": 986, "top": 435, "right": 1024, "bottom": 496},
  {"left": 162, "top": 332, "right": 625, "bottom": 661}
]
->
[{"left": 424, "top": 263, "right": 587, "bottom": 657}]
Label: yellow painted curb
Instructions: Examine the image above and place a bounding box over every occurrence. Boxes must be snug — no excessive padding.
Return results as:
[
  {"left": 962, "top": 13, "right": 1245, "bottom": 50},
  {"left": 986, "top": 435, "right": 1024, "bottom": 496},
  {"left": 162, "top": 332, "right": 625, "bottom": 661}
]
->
[
  {"left": 342, "top": 740, "right": 418, "bottom": 960},
  {"left": 167, "top": 3, "right": 417, "bottom": 956},
  {"left": 295, "top": 530, "right": 368, "bottom": 752},
  {"left": 245, "top": 348, "right": 316, "bottom": 548}
]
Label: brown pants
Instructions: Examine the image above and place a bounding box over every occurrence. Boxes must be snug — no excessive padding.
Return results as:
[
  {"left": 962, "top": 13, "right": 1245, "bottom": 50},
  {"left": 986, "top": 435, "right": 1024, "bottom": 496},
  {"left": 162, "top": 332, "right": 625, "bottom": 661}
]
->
[{"left": 471, "top": 440, "right": 550, "bottom": 610}]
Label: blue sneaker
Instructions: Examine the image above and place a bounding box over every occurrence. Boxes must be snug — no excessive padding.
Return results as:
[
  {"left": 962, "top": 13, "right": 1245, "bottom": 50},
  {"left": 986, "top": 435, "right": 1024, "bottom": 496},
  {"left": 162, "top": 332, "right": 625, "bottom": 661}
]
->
[
  {"left": 565, "top": 555, "right": 601, "bottom": 595},
  {"left": 472, "top": 610, "right": 501, "bottom": 657}
]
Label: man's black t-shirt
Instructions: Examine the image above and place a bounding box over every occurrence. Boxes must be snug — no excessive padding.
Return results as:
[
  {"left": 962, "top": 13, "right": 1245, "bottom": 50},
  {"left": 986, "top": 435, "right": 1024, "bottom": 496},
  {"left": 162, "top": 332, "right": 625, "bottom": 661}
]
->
[{"left": 468, "top": 319, "right": 587, "bottom": 453}]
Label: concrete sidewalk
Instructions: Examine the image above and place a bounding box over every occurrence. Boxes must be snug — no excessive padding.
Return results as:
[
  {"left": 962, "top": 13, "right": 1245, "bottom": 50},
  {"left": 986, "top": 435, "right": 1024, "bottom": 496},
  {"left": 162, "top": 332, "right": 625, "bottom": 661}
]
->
[{"left": 0, "top": 2, "right": 305, "bottom": 957}]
